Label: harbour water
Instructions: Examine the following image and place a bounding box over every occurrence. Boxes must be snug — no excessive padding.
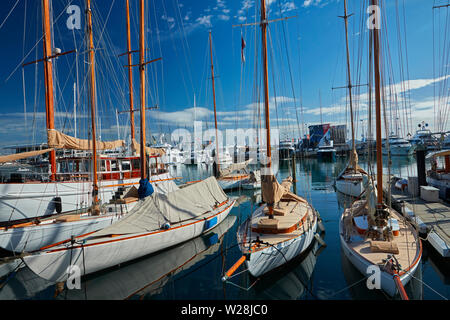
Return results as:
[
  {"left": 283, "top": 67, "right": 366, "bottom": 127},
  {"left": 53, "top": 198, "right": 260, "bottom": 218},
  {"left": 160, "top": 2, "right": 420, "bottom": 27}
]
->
[{"left": 0, "top": 156, "right": 448, "bottom": 300}]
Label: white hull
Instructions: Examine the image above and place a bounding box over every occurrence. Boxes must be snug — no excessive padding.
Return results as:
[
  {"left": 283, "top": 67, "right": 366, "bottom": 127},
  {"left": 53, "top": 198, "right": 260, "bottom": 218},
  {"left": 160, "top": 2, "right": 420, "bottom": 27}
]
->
[
  {"left": 0, "top": 178, "right": 137, "bottom": 222},
  {"left": 382, "top": 146, "right": 414, "bottom": 156},
  {"left": 0, "top": 173, "right": 175, "bottom": 222},
  {"left": 218, "top": 178, "right": 247, "bottom": 191},
  {"left": 22, "top": 199, "right": 235, "bottom": 283},
  {"left": 0, "top": 173, "right": 177, "bottom": 252},
  {"left": 0, "top": 204, "right": 137, "bottom": 253},
  {"left": 339, "top": 215, "right": 420, "bottom": 297},
  {"left": 242, "top": 213, "right": 318, "bottom": 277},
  {"left": 335, "top": 178, "right": 364, "bottom": 198},
  {"left": 241, "top": 182, "right": 261, "bottom": 190}
]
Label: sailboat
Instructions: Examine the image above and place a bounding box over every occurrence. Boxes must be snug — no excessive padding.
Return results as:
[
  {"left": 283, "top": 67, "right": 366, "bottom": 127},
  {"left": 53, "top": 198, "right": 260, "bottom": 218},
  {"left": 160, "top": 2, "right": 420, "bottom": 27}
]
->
[
  {"left": 21, "top": 0, "right": 235, "bottom": 283},
  {"left": 0, "top": 215, "right": 237, "bottom": 300},
  {"left": 339, "top": 0, "right": 422, "bottom": 298},
  {"left": 0, "top": 0, "right": 178, "bottom": 253},
  {"left": 224, "top": 0, "right": 319, "bottom": 278},
  {"left": 0, "top": 0, "right": 174, "bottom": 224},
  {"left": 208, "top": 32, "right": 251, "bottom": 191},
  {"left": 335, "top": 0, "right": 368, "bottom": 198}
]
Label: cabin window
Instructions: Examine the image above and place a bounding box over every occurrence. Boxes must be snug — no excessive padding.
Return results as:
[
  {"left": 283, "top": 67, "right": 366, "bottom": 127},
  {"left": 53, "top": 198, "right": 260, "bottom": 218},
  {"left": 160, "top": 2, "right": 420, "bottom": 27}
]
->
[
  {"left": 131, "top": 159, "right": 140, "bottom": 170},
  {"left": 101, "top": 160, "right": 106, "bottom": 172},
  {"left": 122, "top": 161, "right": 131, "bottom": 171},
  {"left": 111, "top": 160, "right": 119, "bottom": 172}
]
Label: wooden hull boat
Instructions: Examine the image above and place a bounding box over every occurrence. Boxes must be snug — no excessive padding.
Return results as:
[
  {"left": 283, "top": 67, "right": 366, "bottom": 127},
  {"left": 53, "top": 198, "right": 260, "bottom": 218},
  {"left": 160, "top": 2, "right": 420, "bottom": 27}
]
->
[
  {"left": 339, "top": 200, "right": 422, "bottom": 297},
  {"left": 236, "top": 180, "right": 318, "bottom": 277},
  {"left": 0, "top": 173, "right": 177, "bottom": 253},
  {"left": 218, "top": 174, "right": 249, "bottom": 191},
  {"left": 335, "top": 170, "right": 367, "bottom": 198},
  {"left": 22, "top": 177, "right": 235, "bottom": 282},
  {"left": 1, "top": 215, "right": 237, "bottom": 300}
]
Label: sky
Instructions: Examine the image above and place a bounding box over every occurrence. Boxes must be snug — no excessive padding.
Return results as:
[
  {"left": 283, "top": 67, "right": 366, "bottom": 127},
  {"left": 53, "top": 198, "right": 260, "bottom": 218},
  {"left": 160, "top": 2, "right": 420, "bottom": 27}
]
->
[{"left": 0, "top": 0, "right": 449, "bottom": 149}]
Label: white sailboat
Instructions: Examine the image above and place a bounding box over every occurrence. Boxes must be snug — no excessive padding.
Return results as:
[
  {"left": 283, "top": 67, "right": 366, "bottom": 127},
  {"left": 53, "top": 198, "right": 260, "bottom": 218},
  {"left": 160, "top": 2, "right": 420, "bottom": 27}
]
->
[
  {"left": 0, "top": 0, "right": 172, "bottom": 224},
  {"left": 339, "top": 0, "right": 422, "bottom": 298},
  {"left": 0, "top": 0, "right": 175, "bottom": 253},
  {"left": 224, "top": 0, "right": 319, "bottom": 279},
  {"left": 335, "top": 0, "right": 368, "bottom": 198},
  {"left": 21, "top": 0, "right": 235, "bottom": 283}
]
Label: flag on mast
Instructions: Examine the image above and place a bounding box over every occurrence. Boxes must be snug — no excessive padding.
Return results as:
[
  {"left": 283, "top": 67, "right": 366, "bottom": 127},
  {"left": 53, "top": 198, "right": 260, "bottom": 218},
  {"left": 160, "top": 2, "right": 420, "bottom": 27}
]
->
[{"left": 241, "top": 36, "right": 246, "bottom": 63}]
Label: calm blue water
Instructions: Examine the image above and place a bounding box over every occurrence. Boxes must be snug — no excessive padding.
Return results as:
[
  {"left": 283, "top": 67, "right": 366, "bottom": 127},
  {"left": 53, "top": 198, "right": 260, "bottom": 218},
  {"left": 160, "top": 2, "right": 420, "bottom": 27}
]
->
[{"left": 0, "top": 156, "right": 448, "bottom": 300}]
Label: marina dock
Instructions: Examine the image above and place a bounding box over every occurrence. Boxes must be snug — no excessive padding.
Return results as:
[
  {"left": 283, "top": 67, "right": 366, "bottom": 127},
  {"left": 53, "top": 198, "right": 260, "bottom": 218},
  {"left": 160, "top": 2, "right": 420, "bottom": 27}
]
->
[{"left": 383, "top": 176, "right": 450, "bottom": 258}]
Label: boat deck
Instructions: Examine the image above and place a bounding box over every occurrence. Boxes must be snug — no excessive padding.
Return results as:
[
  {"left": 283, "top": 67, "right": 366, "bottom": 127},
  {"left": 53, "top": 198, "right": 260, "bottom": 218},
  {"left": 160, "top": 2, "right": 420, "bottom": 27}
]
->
[
  {"left": 342, "top": 204, "right": 420, "bottom": 273},
  {"left": 246, "top": 200, "right": 313, "bottom": 246},
  {"left": 383, "top": 176, "right": 450, "bottom": 258}
]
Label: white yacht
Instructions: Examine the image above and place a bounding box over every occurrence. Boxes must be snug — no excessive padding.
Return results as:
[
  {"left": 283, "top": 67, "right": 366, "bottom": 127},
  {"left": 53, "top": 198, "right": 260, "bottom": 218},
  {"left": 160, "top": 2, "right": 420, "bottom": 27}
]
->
[
  {"left": 382, "top": 135, "right": 415, "bottom": 156},
  {"left": 279, "top": 139, "right": 295, "bottom": 160},
  {"left": 409, "top": 126, "right": 439, "bottom": 151}
]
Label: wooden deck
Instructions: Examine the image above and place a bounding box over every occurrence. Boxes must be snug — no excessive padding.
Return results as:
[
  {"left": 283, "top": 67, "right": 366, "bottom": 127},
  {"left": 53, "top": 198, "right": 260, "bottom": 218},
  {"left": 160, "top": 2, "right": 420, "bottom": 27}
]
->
[{"left": 382, "top": 175, "right": 450, "bottom": 258}]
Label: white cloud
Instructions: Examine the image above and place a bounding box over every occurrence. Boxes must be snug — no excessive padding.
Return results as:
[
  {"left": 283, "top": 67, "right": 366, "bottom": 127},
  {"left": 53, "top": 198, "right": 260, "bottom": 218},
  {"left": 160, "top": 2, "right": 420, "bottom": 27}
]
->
[
  {"left": 302, "top": 0, "right": 325, "bottom": 8},
  {"left": 218, "top": 14, "right": 230, "bottom": 21},
  {"left": 281, "top": 2, "right": 297, "bottom": 13},
  {"left": 196, "top": 15, "right": 213, "bottom": 27}
]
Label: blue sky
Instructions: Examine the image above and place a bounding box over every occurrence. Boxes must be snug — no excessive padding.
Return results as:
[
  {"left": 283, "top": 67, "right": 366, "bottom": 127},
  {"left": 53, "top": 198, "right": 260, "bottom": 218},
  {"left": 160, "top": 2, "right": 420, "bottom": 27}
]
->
[{"left": 0, "top": 0, "right": 449, "bottom": 148}]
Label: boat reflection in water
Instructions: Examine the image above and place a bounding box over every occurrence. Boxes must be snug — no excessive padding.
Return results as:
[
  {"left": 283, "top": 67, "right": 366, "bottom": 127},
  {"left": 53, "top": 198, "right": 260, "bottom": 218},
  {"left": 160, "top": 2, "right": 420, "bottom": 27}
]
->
[
  {"left": 0, "top": 215, "right": 236, "bottom": 300},
  {"left": 239, "top": 233, "right": 325, "bottom": 300}
]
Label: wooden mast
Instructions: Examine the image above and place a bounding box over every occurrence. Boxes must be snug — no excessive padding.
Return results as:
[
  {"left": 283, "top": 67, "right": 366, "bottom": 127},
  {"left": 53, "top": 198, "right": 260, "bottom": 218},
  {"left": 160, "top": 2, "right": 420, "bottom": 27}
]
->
[
  {"left": 209, "top": 31, "right": 221, "bottom": 173},
  {"left": 42, "top": 0, "right": 56, "bottom": 181},
  {"left": 371, "top": 0, "right": 383, "bottom": 206},
  {"left": 261, "top": 0, "right": 272, "bottom": 170},
  {"left": 139, "top": 0, "right": 147, "bottom": 180},
  {"left": 86, "top": 0, "right": 99, "bottom": 204},
  {"left": 125, "top": 0, "right": 135, "bottom": 141},
  {"left": 342, "top": 0, "right": 357, "bottom": 170}
]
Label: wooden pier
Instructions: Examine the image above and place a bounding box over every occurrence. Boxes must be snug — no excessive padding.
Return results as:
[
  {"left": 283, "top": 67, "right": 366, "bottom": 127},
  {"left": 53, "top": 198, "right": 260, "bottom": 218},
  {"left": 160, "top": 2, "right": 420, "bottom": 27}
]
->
[{"left": 383, "top": 176, "right": 450, "bottom": 258}]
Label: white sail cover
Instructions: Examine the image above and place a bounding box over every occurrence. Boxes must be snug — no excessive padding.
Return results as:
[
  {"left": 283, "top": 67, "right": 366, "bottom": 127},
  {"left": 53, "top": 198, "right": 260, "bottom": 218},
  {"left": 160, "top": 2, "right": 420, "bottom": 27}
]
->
[
  {"left": 48, "top": 129, "right": 125, "bottom": 150},
  {"left": 93, "top": 177, "right": 228, "bottom": 236},
  {"left": 219, "top": 159, "right": 251, "bottom": 177}
]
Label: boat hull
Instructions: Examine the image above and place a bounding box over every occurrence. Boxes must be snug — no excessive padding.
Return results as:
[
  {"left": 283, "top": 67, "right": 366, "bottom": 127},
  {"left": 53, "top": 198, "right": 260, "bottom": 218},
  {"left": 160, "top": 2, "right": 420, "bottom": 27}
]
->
[
  {"left": 339, "top": 215, "right": 420, "bottom": 297},
  {"left": 218, "top": 178, "right": 247, "bottom": 191},
  {"left": 22, "top": 199, "right": 235, "bottom": 283},
  {"left": 0, "top": 173, "right": 175, "bottom": 222},
  {"left": 382, "top": 146, "right": 414, "bottom": 156},
  {"left": 244, "top": 215, "right": 318, "bottom": 277},
  {"left": 335, "top": 178, "right": 364, "bottom": 198}
]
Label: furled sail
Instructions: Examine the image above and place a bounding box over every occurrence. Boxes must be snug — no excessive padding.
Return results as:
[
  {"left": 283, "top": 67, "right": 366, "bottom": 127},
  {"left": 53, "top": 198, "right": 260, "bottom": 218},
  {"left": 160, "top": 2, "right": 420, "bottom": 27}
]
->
[
  {"left": 262, "top": 175, "right": 293, "bottom": 204},
  {"left": 131, "top": 139, "right": 166, "bottom": 157},
  {"left": 48, "top": 129, "right": 125, "bottom": 150},
  {"left": 0, "top": 148, "right": 54, "bottom": 163},
  {"left": 219, "top": 159, "right": 252, "bottom": 177}
]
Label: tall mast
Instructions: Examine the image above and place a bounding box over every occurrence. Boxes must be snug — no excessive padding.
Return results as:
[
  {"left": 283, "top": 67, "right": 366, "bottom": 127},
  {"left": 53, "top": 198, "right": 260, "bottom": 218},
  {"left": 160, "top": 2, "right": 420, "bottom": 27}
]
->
[
  {"left": 371, "top": 0, "right": 383, "bottom": 206},
  {"left": 86, "top": 0, "right": 99, "bottom": 203},
  {"left": 125, "top": 0, "right": 135, "bottom": 141},
  {"left": 42, "top": 0, "right": 56, "bottom": 181},
  {"left": 261, "top": 0, "right": 272, "bottom": 170},
  {"left": 342, "top": 0, "right": 357, "bottom": 166},
  {"left": 139, "top": 0, "right": 147, "bottom": 180},
  {"left": 209, "top": 31, "right": 221, "bottom": 172}
]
